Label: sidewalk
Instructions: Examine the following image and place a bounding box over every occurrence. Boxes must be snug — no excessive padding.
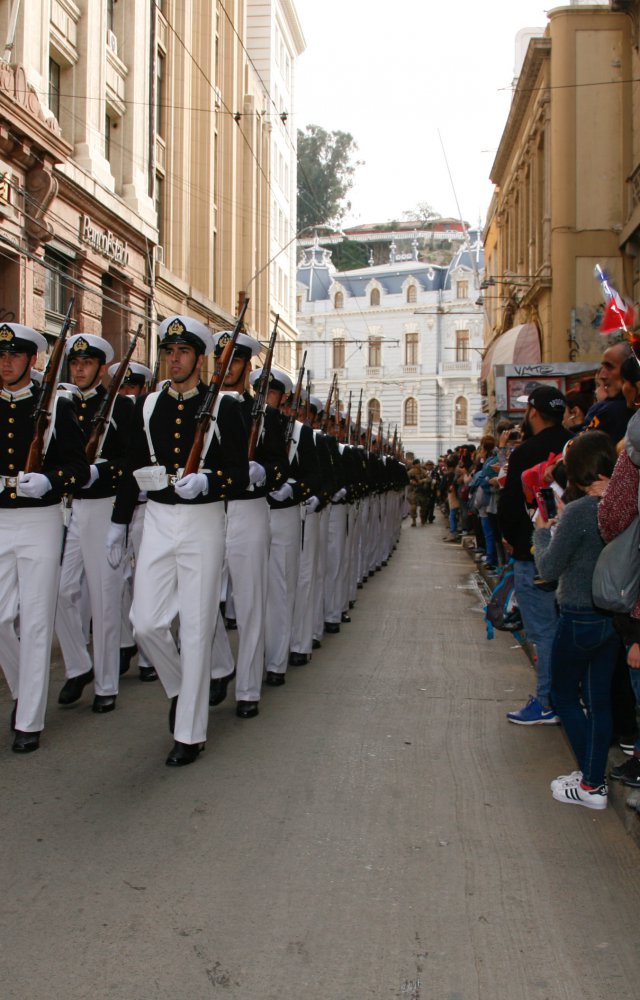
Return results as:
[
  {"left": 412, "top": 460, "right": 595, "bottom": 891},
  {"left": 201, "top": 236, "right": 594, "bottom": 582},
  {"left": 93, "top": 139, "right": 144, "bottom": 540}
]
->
[{"left": 1, "top": 520, "right": 640, "bottom": 999}]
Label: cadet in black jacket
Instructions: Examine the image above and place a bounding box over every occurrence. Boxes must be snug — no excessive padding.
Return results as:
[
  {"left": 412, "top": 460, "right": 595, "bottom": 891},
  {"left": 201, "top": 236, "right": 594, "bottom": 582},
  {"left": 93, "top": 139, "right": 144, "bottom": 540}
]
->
[
  {"left": 209, "top": 331, "right": 289, "bottom": 718},
  {"left": 0, "top": 324, "right": 89, "bottom": 752},
  {"left": 113, "top": 315, "right": 249, "bottom": 766},
  {"left": 55, "top": 334, "right": 133, "bottom": 715}
]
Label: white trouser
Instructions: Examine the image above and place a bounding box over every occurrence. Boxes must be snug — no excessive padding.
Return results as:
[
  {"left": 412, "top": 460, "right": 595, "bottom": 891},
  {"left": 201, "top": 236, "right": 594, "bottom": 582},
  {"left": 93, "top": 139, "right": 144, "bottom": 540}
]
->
[
  {"left": 265, "top": 505, "right": 301, "bottom": 675},
  {"left": 211, "top": 608, "right": 236, "bottom": 679},
  {"left": 119, "top": 504, "right": 151, "bottom": 667},
  {"left": 313, "top": 506, "right": 330, "bottom": 641},
  {"left": 347, "top": 501, "right": 361, "bottom": 603},
  {"left": 367, "top": 494, "right": 380, "bottom": 575},
  {"left": 324, "top": 502, "right": 348, "bottom": 624},
  {"left": 223, "top": 497, "right": 269, "bottom": 702},
  {"left": 0, "top": 506, "right": 63, "bottom": 733},
  {"left": 290, "top": 507, "right": 320, "bottom": 655},
  {"left": 55, "top": 497, "right": 125, "bottom": 697},
  {"left": 131, "top": 500, "right": 225, "bottom": 745},
  {"left": 357, "top": 497, "right": 369, "bottom": 583}
]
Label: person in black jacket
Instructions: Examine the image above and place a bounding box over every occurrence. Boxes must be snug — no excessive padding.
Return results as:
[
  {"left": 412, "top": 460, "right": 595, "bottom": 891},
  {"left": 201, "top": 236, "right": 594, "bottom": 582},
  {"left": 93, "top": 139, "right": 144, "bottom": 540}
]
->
[
  {"left": 0, "top": 324, "right": 89, "bottom": 752},
  {"left": 112, "top": 315, "right": 248, "bottom": 765},
  {"left": 498, "top": 384, "right": 571, "bottom": 725},
  {"left": 209, "top": 331, "right": 289, "bottom": 719},
  {"left": 55, "top": 333, "right": 133, "bottom": 716}
]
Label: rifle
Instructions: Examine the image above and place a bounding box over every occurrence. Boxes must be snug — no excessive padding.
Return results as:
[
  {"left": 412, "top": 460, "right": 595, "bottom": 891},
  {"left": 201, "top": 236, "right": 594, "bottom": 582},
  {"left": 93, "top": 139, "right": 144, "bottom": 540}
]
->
[
  {"left": 365, "top": 411, "right": 373, "bottom": 453},
  {"left": 285, "top": 349, "right": 307, "bottom": 446},
  {"left": 321, "top": 373, "right": 337, "bottom": 433},
  {"left": 248, "top": 314, "right": 279, "bottom": 460},
  {"left": 377, "top": 418, "right": 384, "bottom": 456},
  {"left": 183, "top": 297, "right": 250, "bottom": 477},
  {"left": 341, "top": 391, "right": 352, "bottom": 445},
  {"left": 353, "top": 388, "right": 363, "bottom": 447},
  {"left": 147, "top": 347, "right": 162, "bottom": 393},
  {"left": 85, "top": 325, "right": 142, "bottom": 464},
  {"left": 24, "top": 297, "right": 75, "bottom": 473},
  {"left": 391, "top": 424, "right": 398, "bottom": 458}
]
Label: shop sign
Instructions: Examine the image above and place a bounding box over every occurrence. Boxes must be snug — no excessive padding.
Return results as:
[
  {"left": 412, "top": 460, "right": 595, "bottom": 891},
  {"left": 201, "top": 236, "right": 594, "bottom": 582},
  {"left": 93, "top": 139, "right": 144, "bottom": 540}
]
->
[{"left": 80, "top": 215, "right": 129, "bottom": 267}]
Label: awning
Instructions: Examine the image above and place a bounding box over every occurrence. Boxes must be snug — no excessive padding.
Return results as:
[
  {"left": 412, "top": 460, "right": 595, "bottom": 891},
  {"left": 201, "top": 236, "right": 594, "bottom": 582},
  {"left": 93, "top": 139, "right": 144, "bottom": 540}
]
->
[{"left": 480, "top": 323, "right": 541, "bottom": 383}]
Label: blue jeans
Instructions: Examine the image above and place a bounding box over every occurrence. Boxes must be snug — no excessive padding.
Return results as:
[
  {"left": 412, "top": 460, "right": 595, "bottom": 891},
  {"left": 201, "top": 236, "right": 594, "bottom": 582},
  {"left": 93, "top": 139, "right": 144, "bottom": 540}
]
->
[
  {"left": 627, "top": 660, "right": 640, "bottom": 753},
  {"left": 448, "top": 508, "right": 458, "bottom": 536},
  {"left": 479, "top": 514, "right": 496, "bottom": 565},
  {"left": 513, "top": 559, "right": 558, "bottom": 705},
  {"left": 550, "top": 609, "right": 618, "bottom": 787}
]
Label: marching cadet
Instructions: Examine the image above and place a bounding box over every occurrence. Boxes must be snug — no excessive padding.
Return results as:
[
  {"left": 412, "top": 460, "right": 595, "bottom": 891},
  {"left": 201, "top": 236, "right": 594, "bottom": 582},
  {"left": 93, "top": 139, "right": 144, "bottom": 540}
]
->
[
  {"left": 289, "top": 393, "right": 324, "bottom": 666},
  {"left": 112, "top": 316, "right": 248, "bottom": 766},
  {"left": 55, "top": 334, "right": 132, "bottom": 714},
  {"left": 106, "top": 360, "right": 158, "bottom": 681},
  {"left": 209, "top": 331, "right": 289, "bottom": 718},
  {"left": 252, "top": 370, "right": 322, "bottom": 684},
  {"left": 0, "top": 324, "right": 89, "bottom": 752},
  {"left": 323, "top": 407, "right": 350, "bottom": 633}
]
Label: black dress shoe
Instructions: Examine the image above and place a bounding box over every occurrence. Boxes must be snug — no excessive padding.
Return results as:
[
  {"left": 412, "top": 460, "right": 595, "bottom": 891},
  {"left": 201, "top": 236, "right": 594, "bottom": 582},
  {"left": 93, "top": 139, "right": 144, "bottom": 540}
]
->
[
  {"left": 119, "top": 644, "right": 137, "bottom": 675},
  {"left": 165, "top": 740, "right": 204, "bottom": 767},
  {"left": 236, "top": 700, "right": 259, "bottom": 719},
  {"left": 312, "top": 638, "right": 322, "bottom": 650},
  {"left": 288, "top": 652, "right": 310, "bottom": 666},
  {"left": 169, "top": 695, "right": 178, "bottom": 735},
  {"left": 10, "top": 700, "right": 17, "bottom": 731},
  {"left": 341, "top": 612, "right": 351, "bottom": 624},
  {"left": 357, "top": 582, "right": 364, "bottom": 590},
  {"left": 225, "top": 617, "right": 237, "bottom": 630},
  {"left": 209, "top": 669, "right": 235, "bottom": 707},
  {"left": 139, "top": 666, "right": 158, "bottom": 682},
  {"left": 12, "top": 730, "right": 40, "bottom": 753},
  {"left": 92, "top": 694, "right": 116, "bottom": 714},
  {"left": 348, "top": 600, "right": 355, "bottom": 609},
  {"left": 265, "top": 671, "right": 285, "bottom": 686},
  {"left": 58, "top": 668, "right": 94, "bottom": 705},
  {"left": 324, "top": 621, "right": 340, "bottom": 634}
]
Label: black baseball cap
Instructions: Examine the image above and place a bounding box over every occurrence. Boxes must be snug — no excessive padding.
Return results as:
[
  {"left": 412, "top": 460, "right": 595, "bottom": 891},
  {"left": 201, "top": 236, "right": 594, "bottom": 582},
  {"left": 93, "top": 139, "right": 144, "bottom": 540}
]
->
[{"left": 519, "top": 384, "right": 566, "bottom": 421}]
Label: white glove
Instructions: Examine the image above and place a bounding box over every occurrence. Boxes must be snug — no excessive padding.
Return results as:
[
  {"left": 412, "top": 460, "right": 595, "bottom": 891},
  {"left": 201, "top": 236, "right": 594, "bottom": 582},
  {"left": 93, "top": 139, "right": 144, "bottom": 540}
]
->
[
  {"left": 304, "top": 495, "right": 320, "bottom": 513},
  {"left": 82, "top": 464, "right": 100, "bottom": 489},
  {"left": 269, "top": 482, "right": 294, "bottom": 502},
  {"left": 17, "top": 472, "right": 52, "bottom": 499},
  {"left": 331, "top": 487, "right": 347, "bottom": 502},
  {"left": 174, "top": 472, "right": 208, "bottom": 500},
  {"left": 105, "top": 523, "right": 127, "bottom": 568},
  {"left": 248, "top": 461, "right": 267, "bottom": 487}
]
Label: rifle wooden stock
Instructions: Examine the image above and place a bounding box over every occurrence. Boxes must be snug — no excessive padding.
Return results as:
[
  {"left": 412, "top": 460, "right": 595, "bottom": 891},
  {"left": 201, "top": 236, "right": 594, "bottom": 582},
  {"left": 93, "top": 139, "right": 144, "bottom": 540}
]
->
[
  {"left": 248, "top": 314, "right": 279, "bottom": 460},
  {"left": 24, "top": 297, "right": 75, "bottom": 473},
  {"left": 342, "top": 391, "right": 352, "bottom": 445},
  {"left": 183, "top": 297, "right": 250, "bottom": 476},
  {"left": 321, "top": 373, "right": 337, "bottom": 433},
  {"left": 85, "top": 325, "right": 142, "bottom": 464},
  {"left": 353, "top": 388, "right": 363, "bottom": 446},
  {"left": 285, "top": 349, "right": 306, "bottom": 446}
]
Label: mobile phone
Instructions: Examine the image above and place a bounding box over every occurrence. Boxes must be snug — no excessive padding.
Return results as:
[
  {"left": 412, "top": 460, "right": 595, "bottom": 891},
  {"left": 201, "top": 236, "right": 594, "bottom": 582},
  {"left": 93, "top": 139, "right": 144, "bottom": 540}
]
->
[
  {"left": 536, "top": 487, "right": 557, "bottom": 521},
  {"left": 507, "top": 430, "right": 520, "bottom": 441}
]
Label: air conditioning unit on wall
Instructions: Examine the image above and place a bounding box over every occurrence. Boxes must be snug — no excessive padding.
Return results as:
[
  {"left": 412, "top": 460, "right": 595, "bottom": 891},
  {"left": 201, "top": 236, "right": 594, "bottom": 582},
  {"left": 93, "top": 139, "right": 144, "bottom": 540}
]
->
[
  {"left": 155, "top": 245, "right": 164, "bottom": 265},
  {"left": 106, "top": 30, "right": 118, "bottom": 56}
]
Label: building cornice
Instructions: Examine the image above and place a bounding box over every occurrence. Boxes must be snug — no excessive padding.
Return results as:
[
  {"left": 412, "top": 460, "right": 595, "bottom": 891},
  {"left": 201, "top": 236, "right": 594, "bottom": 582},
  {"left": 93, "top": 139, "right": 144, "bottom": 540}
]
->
[
  {"left": 279, "top": 0, "right": 306, "bottom": 55},
  {"left": 490, "top": 37, "right": 550, "bottom": 184}
]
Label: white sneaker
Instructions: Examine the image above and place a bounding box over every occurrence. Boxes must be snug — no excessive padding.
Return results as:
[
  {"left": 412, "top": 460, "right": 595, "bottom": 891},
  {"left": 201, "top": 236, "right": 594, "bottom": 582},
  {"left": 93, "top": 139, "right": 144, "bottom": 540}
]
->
[
  {"left": 552, "top": 781, "right": 608, "bottom": 810},
  {"left": 550, "top": 770, "right": 582, "bottom": 792}
]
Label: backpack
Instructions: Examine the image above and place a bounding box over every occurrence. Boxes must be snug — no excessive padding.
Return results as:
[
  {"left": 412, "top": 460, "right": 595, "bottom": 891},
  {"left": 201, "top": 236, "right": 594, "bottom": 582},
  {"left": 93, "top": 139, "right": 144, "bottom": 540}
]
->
[{"left": 484, "top": 560, "right": 525, "bottom": 640}]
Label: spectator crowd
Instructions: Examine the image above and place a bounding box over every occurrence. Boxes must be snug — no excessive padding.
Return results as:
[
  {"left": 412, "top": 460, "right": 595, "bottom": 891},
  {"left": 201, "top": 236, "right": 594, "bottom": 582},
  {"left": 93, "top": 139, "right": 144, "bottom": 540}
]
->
[{"left": 423, "top": 338, "right": 640, "bottom": 814}]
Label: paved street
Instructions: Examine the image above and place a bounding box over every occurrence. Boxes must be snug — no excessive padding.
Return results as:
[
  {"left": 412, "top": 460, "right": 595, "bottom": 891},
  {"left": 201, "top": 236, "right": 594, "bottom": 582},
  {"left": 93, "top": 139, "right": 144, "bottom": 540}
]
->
[{"left": 1, "top": 520, "right": 640, "bottom": 1000}]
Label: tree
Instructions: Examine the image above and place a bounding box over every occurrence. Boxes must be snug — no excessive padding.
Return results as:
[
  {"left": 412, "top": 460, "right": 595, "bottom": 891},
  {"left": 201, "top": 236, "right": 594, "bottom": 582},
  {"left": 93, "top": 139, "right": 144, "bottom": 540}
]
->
[
  {"left": 297, "top": 125, "right": 361, "bottom": 233},
  {"left": 402, "top": 202, "right": 439, "bottom": 227}
]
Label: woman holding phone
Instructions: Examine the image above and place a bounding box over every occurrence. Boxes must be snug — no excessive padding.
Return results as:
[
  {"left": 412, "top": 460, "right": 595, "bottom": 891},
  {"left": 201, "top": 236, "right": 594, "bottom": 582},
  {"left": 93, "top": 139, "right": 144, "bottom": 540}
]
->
[{"left": 532, "top": 431, "right": 619, "bottom": 810}]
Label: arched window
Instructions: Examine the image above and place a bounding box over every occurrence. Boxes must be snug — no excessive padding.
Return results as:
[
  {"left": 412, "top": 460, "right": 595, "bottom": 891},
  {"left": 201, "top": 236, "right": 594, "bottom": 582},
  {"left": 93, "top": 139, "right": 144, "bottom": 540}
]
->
[
  {"left": 404, "top": 397, "right": 418, "bottom": 427},
  {"left": 334, "top": 290, "right": 344, "bottom": 309},
  {"left": 406, "top": 284, "right": 417, "bottom": 304},
  {"left": 455, "top": 396, "right": 468, "bottom": 427},
  {"left": 370, "top": 287, "right": 380, "bottom": 307},
  {"left": 368, "top": 398, "right": 381, "bottom": 424},
  {"left": 332, "top": 337, "right": 345, "bottom": 369}
]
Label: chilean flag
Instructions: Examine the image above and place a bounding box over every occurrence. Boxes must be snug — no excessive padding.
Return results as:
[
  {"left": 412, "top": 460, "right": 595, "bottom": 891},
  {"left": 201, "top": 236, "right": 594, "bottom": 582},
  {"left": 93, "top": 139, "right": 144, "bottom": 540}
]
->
[
  {"left": 595, "top": 265, "right": 635, "bottom": 334},
  {"left": 600, "top": 288, "right": 635, "bottom": 334}
]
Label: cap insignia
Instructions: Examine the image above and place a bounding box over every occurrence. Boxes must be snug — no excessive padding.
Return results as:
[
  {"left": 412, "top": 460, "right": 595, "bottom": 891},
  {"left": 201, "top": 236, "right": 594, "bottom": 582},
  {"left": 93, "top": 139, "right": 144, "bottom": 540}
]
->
[
  {"left": 0, "top": 325, "right": 14, "bottom": 342},
  {"left": 218, "top": 332, "right": 231, "bottom": 348},
  {"left": 126, "top": 367, "right": 133, "bottom": 379},
  {"left": 167, "top": 318, "right": 186, "bottom": 338},
  {"left": 73, "top": 337, "right": 89, "bottom": 352}
]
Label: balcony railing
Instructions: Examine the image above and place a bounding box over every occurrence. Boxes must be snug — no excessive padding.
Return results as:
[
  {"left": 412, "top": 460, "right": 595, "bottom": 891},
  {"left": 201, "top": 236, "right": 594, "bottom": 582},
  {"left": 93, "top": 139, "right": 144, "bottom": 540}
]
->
[
  {"left": 402, "top": 364, "right": 419, "bottom": 374},
  {"left": 365, "top": 366, "right": 382, "bottom": 377},
  {"left": 442, "top": 360, "right": 472, "bottom": 372}
]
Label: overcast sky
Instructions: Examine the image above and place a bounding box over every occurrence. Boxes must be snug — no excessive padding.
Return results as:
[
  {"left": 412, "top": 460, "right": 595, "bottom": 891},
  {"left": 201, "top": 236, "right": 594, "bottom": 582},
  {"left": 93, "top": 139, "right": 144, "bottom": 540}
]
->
[{"left": 293, "top": 1, "right": 566, "bottom": 229}]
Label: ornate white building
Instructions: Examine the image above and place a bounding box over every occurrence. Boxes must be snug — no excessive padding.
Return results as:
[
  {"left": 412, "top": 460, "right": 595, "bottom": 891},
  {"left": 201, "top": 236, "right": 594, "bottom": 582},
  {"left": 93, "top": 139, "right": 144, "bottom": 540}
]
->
[{"left": 296, "top": 236, "right": 485, "bottom": 460}]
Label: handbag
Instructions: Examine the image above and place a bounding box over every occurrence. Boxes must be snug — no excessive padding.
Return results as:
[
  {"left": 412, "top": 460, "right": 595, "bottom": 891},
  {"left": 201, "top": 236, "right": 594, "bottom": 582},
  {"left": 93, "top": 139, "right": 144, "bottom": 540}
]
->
[{"left": 592, "top": 514, "right": 640, "bottom": 613}]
